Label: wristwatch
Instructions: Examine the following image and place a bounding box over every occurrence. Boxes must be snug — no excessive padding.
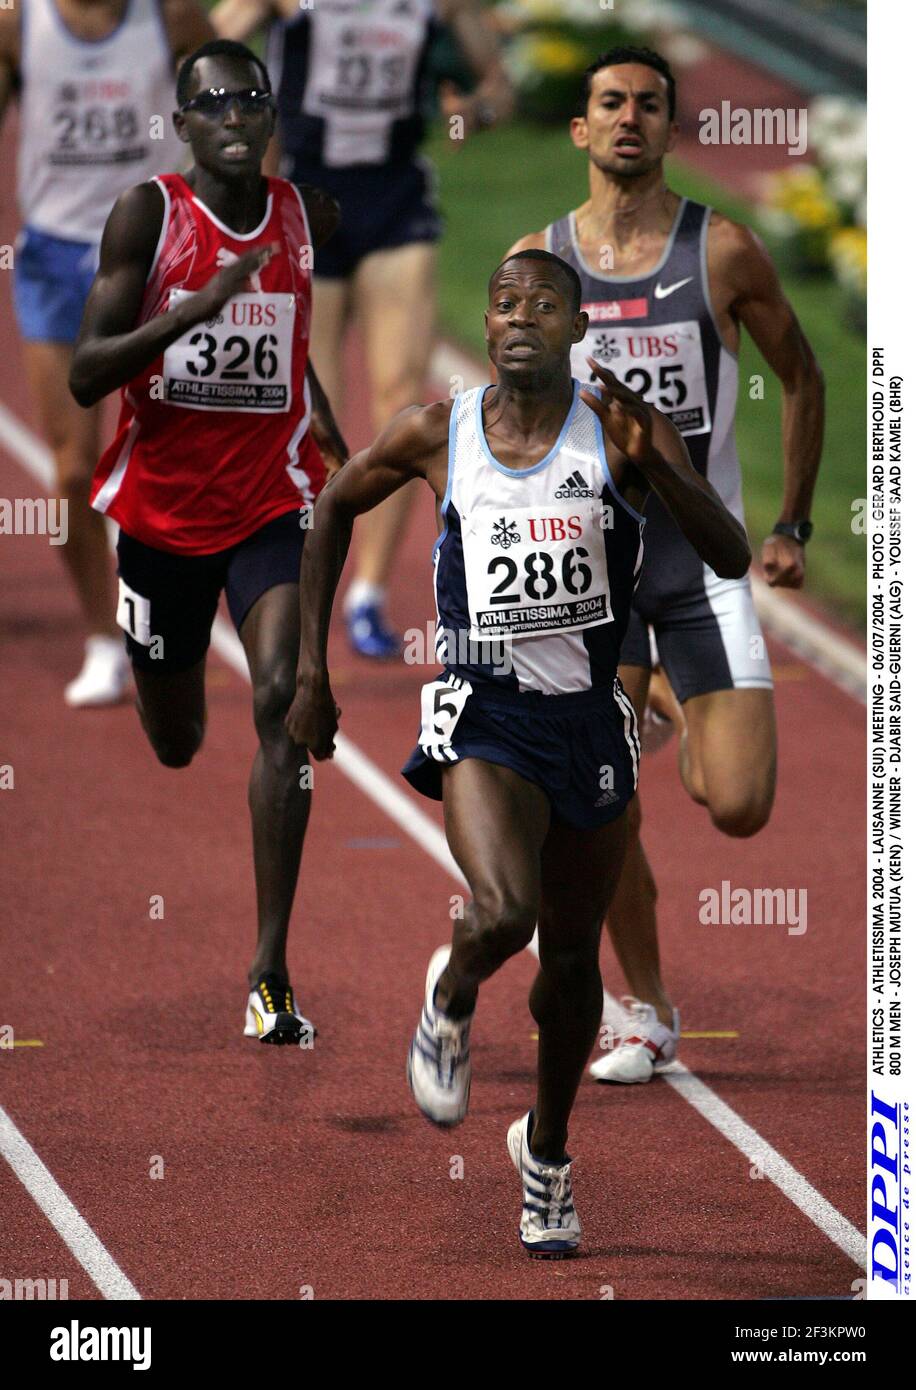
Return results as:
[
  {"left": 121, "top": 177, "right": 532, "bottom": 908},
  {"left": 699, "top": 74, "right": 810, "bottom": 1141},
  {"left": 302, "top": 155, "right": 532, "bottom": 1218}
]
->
[{"left": 772, "top": 520, "right": 814, "bottom": 544}]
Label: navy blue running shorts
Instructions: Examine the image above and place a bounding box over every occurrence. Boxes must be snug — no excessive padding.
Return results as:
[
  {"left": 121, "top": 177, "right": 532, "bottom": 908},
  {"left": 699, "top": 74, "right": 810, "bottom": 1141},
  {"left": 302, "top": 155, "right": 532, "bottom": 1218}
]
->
[
  {"left": 115, "top": 509, "right": 305, "bottom": 673},
  {"left": 402, "top": 675, "right": 641, "bottom": 832},
  {"left": 288, "top": 157, "right": 442, "bottom": 279}
]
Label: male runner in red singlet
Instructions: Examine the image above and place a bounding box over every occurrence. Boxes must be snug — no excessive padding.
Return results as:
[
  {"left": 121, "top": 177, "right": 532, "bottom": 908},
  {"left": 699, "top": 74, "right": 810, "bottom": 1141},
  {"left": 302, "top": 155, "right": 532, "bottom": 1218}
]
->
[{"left": 69, "top": 40, "right": 348, "bottom": 1042}]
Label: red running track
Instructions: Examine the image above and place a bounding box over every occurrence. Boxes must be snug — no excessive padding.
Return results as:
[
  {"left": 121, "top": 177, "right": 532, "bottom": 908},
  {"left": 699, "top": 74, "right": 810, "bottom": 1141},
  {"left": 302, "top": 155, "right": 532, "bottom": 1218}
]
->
[{"left": 0, "top": 188, "right": 865, "bottom": 1305}]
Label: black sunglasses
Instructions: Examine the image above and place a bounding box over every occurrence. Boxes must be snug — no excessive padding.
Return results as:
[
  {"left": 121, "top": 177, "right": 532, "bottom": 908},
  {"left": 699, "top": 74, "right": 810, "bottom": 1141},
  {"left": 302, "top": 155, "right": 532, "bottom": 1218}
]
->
[{"left": 179, "top": 88, "right": 274, "bottom": 117}]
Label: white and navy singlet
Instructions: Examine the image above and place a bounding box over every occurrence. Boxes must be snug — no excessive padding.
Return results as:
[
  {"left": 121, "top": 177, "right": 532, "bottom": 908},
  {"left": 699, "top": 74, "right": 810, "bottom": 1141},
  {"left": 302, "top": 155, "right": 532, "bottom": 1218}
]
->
[
  {"left": 401, "top": 382, "right": 645, "bottom": 830},
  {"left": 432, "top": 382, "right": 645, "bottom": 694}
]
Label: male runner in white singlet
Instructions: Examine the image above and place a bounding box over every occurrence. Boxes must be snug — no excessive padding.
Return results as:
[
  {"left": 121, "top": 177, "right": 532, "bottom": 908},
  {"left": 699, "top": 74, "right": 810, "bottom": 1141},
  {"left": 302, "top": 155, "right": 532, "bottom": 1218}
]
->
[
  {"left": 0, "top": 0, "right": 214, "bottom": 705},
  {"left": 505, "top": 47, "right": 825, "bottom": 1083},
  {"left": 213, "top": 0, "right": 513, "bottom": 656},
  {"left": 285, "top": 249, "right": 751, "bottom": 1255}
]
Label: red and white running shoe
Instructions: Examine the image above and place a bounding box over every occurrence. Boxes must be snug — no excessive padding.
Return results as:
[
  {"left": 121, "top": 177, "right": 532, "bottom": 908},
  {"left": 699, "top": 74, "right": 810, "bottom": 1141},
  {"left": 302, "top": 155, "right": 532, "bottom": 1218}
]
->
[{"left": 589, "top": 998, "right": 680, "bottom": 1084}]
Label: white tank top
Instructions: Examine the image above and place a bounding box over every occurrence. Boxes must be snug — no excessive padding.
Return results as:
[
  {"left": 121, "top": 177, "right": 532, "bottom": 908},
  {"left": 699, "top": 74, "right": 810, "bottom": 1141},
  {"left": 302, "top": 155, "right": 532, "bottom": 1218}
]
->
[
  {"left": 434, "top": 384, "right": 645, "bottom": 695},
  {"left": 18, "top": 0, "right": 183, "bottom": 243}
]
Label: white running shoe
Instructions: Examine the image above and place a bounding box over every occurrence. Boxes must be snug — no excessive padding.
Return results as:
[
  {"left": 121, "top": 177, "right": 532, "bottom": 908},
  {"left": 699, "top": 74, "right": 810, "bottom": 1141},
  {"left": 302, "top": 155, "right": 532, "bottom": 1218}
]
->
[
  {"left": 507, "top": 1112, "right": 581, "bottom": 1259},
  {"left": 407, "top": 945, "right": 472, "bottom": 1127},
  {"left": 64, "top": 635, "right": 130, "bottom": 708},
  {"left": 244, "top": 972, "right": 314, "bottom": 1046},
  {"left": 589, "top": 998, "right": 680, "bottom": 1084}
]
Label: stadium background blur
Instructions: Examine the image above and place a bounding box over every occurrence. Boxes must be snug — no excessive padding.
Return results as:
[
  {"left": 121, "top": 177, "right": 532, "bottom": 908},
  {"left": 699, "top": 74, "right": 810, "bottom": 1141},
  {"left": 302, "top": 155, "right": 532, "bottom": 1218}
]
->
[{"left": 248, "top": 0, "right": 867, "bottom": 623}]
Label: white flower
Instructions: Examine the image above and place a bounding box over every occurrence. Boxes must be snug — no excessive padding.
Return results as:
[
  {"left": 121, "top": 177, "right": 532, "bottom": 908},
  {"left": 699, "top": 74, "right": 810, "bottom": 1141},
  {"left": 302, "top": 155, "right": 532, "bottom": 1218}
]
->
[
  {"left": 825, "top": 163, "right": 866, "bottom": 207},
  {"left": 619, "top": 0, "right": 687, "bottom": 33}
]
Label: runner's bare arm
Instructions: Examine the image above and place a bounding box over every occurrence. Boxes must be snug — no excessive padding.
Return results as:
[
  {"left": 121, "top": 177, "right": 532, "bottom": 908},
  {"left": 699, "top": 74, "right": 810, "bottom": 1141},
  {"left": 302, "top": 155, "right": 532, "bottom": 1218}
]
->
[
  {"left": 437, "top": 0, "right": 514, "bottom": 131},
  {"left": 70, "top": 183, "right": 278, "bottom": 407},
  {"left": 502, "top": 231, "right": 547, "bottom": 260},
  {"left": 297, "top": 185, "right": 341, "bottom": 251},
  {"left": 307, "top": 359, "right": 348, "bottom": 477},
  {"left": 286, "top": 402, "right": 451, "bottom": 755},
  {"left": 711, "top": 215, "right": 824, "bottom": 588},
  {"left": 161, "top": 0, "right": 216, "bottom": 64},
  {"left": 582, "top": 359, "right": 751, "bottom": 580},
  {"left": 0, "top": 6, "right": 19, "bottom": 130},
  {"left": 211, "top": 0, "right": 301, "bottom": 42}
]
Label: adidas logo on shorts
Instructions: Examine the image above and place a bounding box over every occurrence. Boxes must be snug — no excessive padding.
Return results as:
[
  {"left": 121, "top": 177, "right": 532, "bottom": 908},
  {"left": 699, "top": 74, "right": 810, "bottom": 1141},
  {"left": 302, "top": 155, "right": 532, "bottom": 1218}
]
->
[
  {"left": 594, "top": 789, "right": 619, "bottom": 808},
  {"left": 555, "top": 471, "right": 596, "bottom": 499}
]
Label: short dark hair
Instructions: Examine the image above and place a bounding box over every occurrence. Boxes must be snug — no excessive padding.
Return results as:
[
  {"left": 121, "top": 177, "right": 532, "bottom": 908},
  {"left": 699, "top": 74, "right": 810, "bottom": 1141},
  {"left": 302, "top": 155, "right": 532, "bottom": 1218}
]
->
[
  {"left": 176, "top": 40, "right": 271, "bottom": 107},
  {"left": 490, "top": 249, "right": 582, "bottom": 313},
  {"left": 578, "top": 45, "right": 676, "bottom": 121}
]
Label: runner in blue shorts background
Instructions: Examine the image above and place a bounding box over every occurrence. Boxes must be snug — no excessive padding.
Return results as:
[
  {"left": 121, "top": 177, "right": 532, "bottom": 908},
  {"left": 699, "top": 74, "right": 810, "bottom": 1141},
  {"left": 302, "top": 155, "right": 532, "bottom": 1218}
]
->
[{"left": 0, "top": 0, "right": 213, "bottom": 706}]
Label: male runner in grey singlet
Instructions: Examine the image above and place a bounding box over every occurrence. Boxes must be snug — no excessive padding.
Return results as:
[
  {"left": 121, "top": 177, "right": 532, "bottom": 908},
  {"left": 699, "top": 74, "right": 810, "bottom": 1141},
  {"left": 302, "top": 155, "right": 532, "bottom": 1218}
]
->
[{"left": 505, "top": 46, "right": 825, "bottom": 1083}]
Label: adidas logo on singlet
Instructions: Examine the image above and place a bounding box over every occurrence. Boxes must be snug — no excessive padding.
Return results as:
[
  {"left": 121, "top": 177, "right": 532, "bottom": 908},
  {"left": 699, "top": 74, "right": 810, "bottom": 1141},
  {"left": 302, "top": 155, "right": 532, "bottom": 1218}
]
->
[{"left": 554, "top": 470, "right": 596, "bottom": 499}]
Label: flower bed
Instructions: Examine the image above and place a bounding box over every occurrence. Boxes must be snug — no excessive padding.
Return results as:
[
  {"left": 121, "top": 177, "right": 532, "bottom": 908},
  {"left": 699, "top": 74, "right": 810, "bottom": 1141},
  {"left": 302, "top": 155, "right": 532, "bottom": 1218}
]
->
[{"left": 762, "top": 96, "right": 866, "bottom": 330}]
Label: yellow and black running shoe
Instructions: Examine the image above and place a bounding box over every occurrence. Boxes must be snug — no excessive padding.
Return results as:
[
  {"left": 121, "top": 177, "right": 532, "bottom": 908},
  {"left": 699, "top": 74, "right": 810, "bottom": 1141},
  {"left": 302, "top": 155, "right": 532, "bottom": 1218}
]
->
[{"left": 244, "top": 972, "right": 314, "bottom": 1046}]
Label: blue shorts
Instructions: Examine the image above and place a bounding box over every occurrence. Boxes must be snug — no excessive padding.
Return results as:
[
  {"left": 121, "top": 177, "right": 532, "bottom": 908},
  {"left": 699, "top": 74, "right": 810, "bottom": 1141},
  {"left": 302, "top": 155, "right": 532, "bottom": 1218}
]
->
[
  {"left": 116, "top": 509, "right": 305, "bottom": 673},
  {"left": 13, "top": 226, "right": 98, "bottom": 344},
  {"left": 286, "top": 157, "right": 442, "bottom": 279},
  {"left": 402, "top": 676, "right": 641, "bottom": 832}
]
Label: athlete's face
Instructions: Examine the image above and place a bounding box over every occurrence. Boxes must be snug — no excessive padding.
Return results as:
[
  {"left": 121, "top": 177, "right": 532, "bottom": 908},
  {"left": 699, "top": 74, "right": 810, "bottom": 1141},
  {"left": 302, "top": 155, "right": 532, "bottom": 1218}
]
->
[
  {"left": 571, "top": 63, "right": 677, "bottom": 177},
  {"left": 485, "top": 263, "right": 587, "bottom": 382},
  {"left": 174, "top": 57, "right": 276, "bottom": 177}
]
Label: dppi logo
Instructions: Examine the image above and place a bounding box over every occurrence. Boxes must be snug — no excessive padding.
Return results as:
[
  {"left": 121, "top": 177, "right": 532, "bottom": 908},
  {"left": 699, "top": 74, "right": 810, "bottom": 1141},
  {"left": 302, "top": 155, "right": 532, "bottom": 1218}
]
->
[
  {"left": 871, "top": 1090, "right": 901, "bottom": 1289},
  {"left": 528, "top": 516, "right": 582, "bottom": 542}
]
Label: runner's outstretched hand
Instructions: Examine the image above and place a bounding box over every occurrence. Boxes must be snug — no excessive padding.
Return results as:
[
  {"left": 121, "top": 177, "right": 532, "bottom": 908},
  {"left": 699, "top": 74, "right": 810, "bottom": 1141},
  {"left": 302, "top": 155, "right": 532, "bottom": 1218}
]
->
[
  {"left": 580, "top": 356, "right": 654, "bottom": 467},
  {"left": 186, "top": 242, "right": 280, "bottom": 326}
]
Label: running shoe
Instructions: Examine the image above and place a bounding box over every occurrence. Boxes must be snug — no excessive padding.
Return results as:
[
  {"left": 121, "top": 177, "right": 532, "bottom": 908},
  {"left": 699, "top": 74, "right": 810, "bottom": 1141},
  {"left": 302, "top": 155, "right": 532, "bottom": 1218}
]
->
[
  {"left": 407, "top": 945, "right": 472, "bottom": 1127},
  {"left": 347, "top": 601, "right": 401, "bottom": 660},
  {"left": 507, "top": 1112, "right": 581, "bottom": 1258},
  {"left": 64, "top": 635, "right": 130, "bottom": 708},
  {"left": 244, "top": 972, "right": 314, "bottom": 1045},
  {"left": 589, "top": 997, "right": 680, "bottom": 1083}
]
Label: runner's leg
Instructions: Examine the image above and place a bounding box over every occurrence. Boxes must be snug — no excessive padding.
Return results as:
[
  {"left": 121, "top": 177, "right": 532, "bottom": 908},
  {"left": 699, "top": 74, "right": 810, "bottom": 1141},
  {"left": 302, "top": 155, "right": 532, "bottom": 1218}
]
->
[
  {"left": 678, "top": 686, "right": 777, "bottom": 834},
  {"left": 602, "top": 663, "right": 675, "bottom": 1027},
  {"left": 24, "top": 342, "right": 114, "bottom": 635},
  {"left": 532, "top": 813, "right": 629, "bottom": 1160},
  {"left": 349, "top": 241, "right": 437, "bottom": 593},
  {"left": 435, "top": 757, "right": 549, "bottom": 1019},
  {"left": 133, "top": 659, "right": 207, "bottom": 768},
  {"left": 238, "top": 582, "right": 309, "bottom": 985},
  {"left": 307, "top": 277, "right": 351, "bottom": 422}
]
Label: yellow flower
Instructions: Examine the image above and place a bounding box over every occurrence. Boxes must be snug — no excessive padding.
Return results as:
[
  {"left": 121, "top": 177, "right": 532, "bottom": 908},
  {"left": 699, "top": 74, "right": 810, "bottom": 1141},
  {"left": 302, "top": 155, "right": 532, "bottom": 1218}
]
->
[
  {"left": 529, "top": 35, "right": 587, "bottom": 75},
  {"left": 829, "top": 227, "right": 867, "bottom": 292}
]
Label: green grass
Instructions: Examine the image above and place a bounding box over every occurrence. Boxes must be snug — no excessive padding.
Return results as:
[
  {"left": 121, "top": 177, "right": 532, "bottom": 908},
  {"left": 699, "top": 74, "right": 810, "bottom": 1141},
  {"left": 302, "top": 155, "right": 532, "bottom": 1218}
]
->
[{"left": 424, "top": 122, "right": 866, "bottom": 627}]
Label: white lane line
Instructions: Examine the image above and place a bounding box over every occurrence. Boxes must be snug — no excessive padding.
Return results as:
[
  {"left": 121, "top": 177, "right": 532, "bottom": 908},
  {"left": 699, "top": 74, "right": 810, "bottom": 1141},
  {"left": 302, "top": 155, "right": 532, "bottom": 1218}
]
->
[
  {"left": 430, "top": 343, "right": 868, "bottom": 705},
  {"left": 215, "top": 607, "right": 864, "bottom": 1265},
  {"left": 1, "top": 400, "right": 865, "bottom": 1274},
  {"left": 0, "top": 1107, "right": 142, "bottom": 1300},
  {"left": 661, "top": 1067, "right": 865, "bottom": 1267}
]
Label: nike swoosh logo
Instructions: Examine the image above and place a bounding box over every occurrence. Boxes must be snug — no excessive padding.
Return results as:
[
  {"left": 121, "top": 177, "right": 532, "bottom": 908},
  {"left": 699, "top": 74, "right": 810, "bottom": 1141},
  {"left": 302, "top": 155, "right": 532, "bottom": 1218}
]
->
[{"left": 654, "top": 277, "right": 693, "bottom": 299}]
